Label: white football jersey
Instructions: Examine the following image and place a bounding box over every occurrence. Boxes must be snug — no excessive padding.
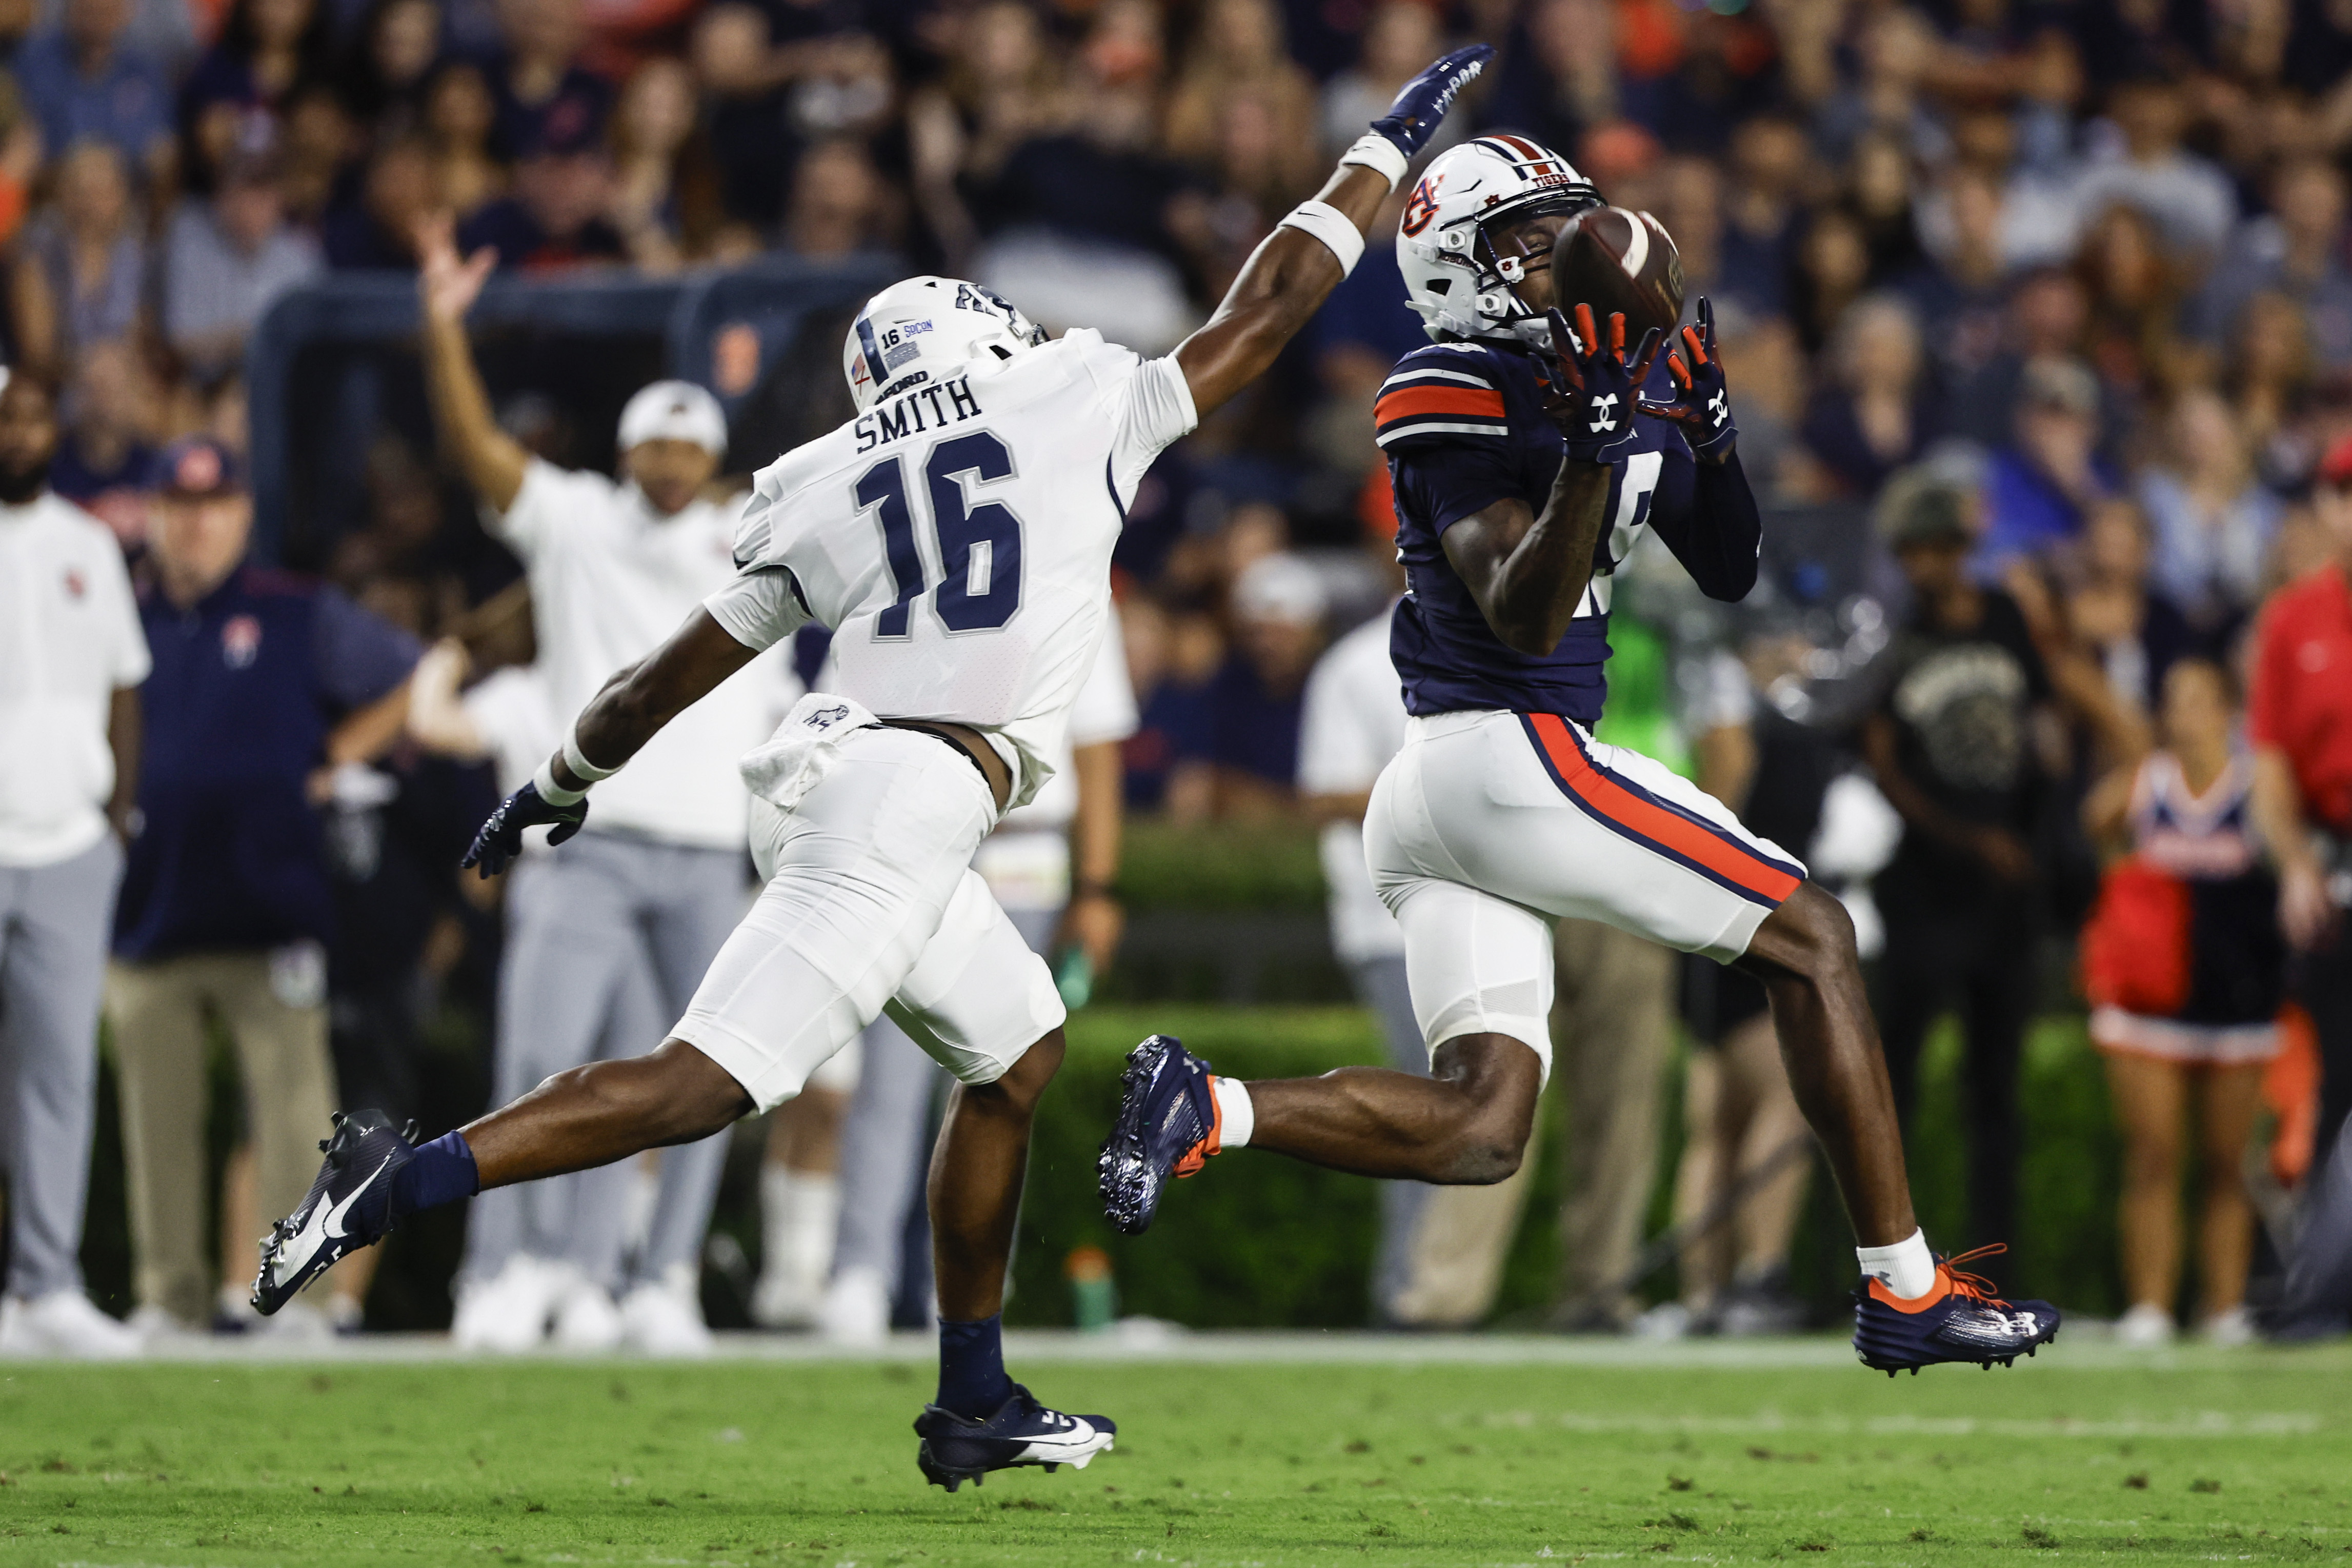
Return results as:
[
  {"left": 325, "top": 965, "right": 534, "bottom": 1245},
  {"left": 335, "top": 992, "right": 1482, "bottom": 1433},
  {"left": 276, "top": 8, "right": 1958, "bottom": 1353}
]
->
[{"left": 706, "top": 329, "right": 1195, "bottom": 808}]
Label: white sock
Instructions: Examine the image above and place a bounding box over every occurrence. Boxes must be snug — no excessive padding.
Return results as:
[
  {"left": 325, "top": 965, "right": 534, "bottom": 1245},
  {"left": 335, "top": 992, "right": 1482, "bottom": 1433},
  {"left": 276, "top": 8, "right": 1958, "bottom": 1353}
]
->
[
  {"left": 760, "top": 1168, "right": 840, "bottom": 1285},
  {"left": 1856, "top": 1229, "right": 1937, "bottom": 1300},
  {"left": 1212, "top": 1077, "right": 1254, "bottom": 1150}
]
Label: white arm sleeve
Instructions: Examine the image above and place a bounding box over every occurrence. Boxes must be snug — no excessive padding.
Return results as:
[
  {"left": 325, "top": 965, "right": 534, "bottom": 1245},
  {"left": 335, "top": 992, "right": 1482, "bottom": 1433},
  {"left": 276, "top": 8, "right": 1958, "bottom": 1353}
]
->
[
  {"left": 703, "top": 566, "right": 813, "bottom": 653},
  {"left": 1109, "top": 355, "right": 1198, "bottom": 502}
]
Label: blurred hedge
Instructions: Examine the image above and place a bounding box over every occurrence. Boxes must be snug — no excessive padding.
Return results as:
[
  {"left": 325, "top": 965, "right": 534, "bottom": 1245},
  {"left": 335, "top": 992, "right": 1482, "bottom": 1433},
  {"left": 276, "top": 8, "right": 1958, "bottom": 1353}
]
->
[
  {"left": 1008, "top": 1005, "right": 2123, "bottom": 1329},
  {"left": 1114, "top": 821, "right": 1325, "bottom": 913},
  {"left": 73, "top": 995, "right": 2123, "bottom": 1331}
]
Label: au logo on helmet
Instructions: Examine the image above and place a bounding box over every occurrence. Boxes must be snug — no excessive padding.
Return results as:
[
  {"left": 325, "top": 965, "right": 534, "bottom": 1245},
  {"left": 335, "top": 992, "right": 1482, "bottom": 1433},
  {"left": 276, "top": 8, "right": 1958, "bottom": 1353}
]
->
[{"left": 1400, "top": 174, "right": 1443, "bottom": 237}]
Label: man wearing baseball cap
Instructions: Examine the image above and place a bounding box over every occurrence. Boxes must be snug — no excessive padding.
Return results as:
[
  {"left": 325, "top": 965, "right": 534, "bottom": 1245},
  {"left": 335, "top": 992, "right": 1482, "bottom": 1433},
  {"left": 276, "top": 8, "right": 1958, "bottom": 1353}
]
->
[
  {"left": 107, "top": 434, "right": 420, "bottom": 1339},
  {"left": 2253, "top": 435, "right": 2352, "bottom": 1334},
  {"left": 416, "top": 212, "right": 796, "bottom": 1354}
]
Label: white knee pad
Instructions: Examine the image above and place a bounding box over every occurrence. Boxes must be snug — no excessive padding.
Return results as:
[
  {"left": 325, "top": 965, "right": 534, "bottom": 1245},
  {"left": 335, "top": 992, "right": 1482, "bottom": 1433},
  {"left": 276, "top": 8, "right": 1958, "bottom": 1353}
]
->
[{"left": 1391, "top": 878, "right": 1555, "bottom": 1082}]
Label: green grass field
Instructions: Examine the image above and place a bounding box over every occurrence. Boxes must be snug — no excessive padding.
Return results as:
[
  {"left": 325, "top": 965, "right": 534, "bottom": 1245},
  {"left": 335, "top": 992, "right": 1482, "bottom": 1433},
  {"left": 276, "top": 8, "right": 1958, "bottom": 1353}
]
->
[{"left": 4, "top": 1341, "right": 2349, "bottom": 1567}]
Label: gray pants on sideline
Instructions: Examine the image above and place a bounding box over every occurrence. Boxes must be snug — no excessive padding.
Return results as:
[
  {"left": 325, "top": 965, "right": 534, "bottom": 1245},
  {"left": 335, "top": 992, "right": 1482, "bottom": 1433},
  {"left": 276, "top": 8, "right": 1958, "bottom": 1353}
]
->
[
  {"left": 465, "top": 831, "right": 745, "bottom": 1293},
  {"left": 832, "top": 907, "right": 1058, "bottom": 1309},
  {"left": 2281, "top": 1109, "right": 2352, "bottom": 1333},
  {"left": 1351, "top": 953, "right": 1433, "bottom": 1320},
  {"left": 0, "top": 836, "right": 120, "bottom": 1300}
]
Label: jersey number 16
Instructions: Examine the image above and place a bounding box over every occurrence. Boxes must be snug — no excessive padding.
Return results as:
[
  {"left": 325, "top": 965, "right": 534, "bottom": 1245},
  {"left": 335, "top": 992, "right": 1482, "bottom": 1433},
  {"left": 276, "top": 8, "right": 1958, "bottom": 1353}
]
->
[{"left": 855, "top": 431, "right": 1024, "bottom": 637}]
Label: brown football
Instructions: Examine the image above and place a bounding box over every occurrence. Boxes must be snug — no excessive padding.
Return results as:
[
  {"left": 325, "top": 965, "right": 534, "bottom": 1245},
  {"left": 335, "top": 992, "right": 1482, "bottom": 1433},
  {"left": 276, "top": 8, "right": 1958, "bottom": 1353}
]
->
[{"left": 1552, "top": 206, "right": 1685, "bottom": 341}]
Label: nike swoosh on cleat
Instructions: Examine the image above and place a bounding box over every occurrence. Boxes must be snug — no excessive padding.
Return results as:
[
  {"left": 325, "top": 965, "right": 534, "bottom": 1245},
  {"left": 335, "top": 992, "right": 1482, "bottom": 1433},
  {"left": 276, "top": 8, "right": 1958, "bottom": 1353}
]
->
[
  {"left": 1015, "top": 1419, "right": 1104, "bottom": 1461},
  {"left": 323, "top": 1156, "right": 396, "bottom": 1241},
  {"left": 267, "top": 1155, "right": 393, "bottom": 1285}
]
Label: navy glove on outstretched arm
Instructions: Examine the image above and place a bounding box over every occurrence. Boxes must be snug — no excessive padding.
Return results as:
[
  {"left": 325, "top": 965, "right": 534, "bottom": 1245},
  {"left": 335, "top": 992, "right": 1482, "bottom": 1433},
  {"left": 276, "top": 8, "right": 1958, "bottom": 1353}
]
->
[
  {"left": 1542, "top": 304, "right": 1664, "bottom": 465},
  {"left": 462, "top": 780, "right": 587, "bottom": 878},
  {"left": 1371, "top": 44, "right": 1493, "bottom": 158},
  {"left": 1637, "top": 295, "right": 1738, "bottom": 461}
]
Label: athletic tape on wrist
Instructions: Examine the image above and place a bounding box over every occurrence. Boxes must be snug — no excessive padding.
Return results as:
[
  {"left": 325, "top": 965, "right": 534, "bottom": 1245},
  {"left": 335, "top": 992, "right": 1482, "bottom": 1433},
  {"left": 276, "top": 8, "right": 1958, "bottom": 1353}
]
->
[
  {"left": 1278, "top": 200, "right": 1365, "bottom": 277},
  {"left": 531, "top": 757, "right": 588, "bottom": 808},
  {"left": 563, "top": 732, "right": 620, "bottom": 782},
  {"left": 1339, "top": 132, "right": 1410, "bottom": 191}
]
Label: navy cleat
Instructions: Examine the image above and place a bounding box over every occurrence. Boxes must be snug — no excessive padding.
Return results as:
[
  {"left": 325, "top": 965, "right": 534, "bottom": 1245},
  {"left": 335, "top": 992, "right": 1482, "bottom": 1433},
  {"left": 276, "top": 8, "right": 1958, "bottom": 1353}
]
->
[
  {"left": 1099, "top": 1034, "right": 1222, "bottom": 1236},
  {"left": 914, "top": 1385, "right": 1116, "bottom": 1492},
  {"left": 1853, "top": 1245, "right": 2060, "bottom": 1375},
  {"left": 252, "top": 1111, "right": 416, "bottom": 1315}
]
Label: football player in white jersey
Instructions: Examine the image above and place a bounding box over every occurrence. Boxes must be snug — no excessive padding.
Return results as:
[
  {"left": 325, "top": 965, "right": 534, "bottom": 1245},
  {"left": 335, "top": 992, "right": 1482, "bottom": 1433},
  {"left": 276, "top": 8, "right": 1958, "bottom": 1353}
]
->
[{"left": 250, "top": 45, "right": 1494, "bottom": 1487}]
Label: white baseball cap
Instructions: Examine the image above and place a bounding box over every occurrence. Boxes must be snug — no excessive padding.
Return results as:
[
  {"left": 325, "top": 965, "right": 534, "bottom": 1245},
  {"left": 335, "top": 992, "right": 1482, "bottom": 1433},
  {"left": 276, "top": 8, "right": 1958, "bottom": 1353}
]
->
[
  {"left": 1232, "top": 552, "right": 1330, "bottom": 626},
  {"left": 617, "top": 379, "right": 727, "bottom": 456}
]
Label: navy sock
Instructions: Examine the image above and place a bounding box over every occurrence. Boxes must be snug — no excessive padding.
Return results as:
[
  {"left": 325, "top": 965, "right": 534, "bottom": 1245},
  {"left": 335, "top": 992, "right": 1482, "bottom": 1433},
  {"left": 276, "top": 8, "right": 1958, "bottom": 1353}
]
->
[
  {"left": 389, "top": 1132, "right": 479, "bottom": 1219},
  {"left": 936, "top": 1315, "right": 1013, "bottom": 1417}
]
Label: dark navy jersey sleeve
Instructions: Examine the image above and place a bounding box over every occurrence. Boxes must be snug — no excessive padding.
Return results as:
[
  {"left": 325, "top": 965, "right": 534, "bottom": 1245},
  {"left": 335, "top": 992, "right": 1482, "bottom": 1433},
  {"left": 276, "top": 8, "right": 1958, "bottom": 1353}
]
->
[
  {"left": 1390, "top": 440, "right": 1519, "bottom": 535},
  {"left": 1644, "top": 447, "right": 1762, "bottom": 603},
  {"left": 1377, "top": 345, "right": 1521, "bottom": 533}
]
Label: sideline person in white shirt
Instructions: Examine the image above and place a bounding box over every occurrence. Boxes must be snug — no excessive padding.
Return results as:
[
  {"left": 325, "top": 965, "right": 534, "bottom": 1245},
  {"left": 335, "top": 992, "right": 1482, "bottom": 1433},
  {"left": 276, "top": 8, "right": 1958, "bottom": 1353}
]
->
[
  {"left": 416, "top": 214, "right": 796, "bottom": 1355},
  {"left": 1297, "top": 541, "right": 1528, "bottom": 1330},
  {"left": 791, "top": 613, "right": 1137, "bottom": 1340},
  {"left": 405, "top": 639, "right": 675, "bottom": 1350},
  {"left": 0, "top": 371, "right": 148, "bottom": 1359}
]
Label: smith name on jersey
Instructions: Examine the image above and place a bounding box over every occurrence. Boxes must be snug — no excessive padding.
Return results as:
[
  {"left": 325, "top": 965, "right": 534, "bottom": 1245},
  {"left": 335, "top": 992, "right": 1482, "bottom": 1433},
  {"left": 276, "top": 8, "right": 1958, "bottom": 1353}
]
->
[
  {"left": 720, "top": 327, "right": 1195, "bottom": 810},
  {"left": 1374, "top": 338, "right": 1761, "bottom": 724}
]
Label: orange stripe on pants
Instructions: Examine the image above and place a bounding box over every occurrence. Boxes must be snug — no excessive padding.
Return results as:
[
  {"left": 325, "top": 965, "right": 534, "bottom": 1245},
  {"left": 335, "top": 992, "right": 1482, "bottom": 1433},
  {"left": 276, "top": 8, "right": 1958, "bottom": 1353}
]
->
[{"left": 1524, "top": 713, "right": 1802, "bottom": 903}]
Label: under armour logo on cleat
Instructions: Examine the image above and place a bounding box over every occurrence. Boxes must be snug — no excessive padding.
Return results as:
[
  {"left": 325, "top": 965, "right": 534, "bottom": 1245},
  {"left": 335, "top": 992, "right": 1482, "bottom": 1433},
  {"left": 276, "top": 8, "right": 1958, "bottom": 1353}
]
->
[{"left": 1589, "top": 394, "right": 1619, "bottom": 432}]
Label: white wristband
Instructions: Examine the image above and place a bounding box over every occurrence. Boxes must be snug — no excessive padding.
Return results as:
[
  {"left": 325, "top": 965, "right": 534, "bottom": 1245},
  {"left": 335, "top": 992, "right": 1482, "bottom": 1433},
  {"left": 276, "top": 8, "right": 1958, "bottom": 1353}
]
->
[
  {"left": 1278, "top": 200, "right": 1365, "bottom": 277},
  {"left": 531, "top": 757, "right": 588, "bottom": 808},
  {"left": 1339, "top": 132, "right": 1410, "bottom": 191},
  {"left": 564, "top": 731, "right": 619, "bottom": 782}
]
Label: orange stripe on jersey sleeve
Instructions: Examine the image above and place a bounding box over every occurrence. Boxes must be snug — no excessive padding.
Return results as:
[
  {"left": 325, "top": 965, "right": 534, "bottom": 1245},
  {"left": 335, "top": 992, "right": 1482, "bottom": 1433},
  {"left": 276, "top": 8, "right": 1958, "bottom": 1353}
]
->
[
  {"left": 1525, "top": 713, "right": 1803, "bottom": 903},
  {"left": 1374, "top": 384, "right": 1506, "bottom": 425}
]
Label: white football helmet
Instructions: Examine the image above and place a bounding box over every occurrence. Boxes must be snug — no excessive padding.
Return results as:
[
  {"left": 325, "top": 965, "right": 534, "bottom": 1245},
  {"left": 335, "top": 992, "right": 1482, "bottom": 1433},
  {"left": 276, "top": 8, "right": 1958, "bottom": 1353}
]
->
[
  {"left": 842, "top": 275, "right": 1047, "bottom": 412},
  {"left": 1396, "top": 134, "right": 1601, "bottom": 347}
]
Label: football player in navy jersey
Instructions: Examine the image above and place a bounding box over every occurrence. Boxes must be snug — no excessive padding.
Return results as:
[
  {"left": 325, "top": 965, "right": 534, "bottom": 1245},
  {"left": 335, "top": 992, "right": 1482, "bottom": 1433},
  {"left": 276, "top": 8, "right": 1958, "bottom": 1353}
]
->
[{"left": 1105, "top": 135, "right": 2061, "bottom": 1374}]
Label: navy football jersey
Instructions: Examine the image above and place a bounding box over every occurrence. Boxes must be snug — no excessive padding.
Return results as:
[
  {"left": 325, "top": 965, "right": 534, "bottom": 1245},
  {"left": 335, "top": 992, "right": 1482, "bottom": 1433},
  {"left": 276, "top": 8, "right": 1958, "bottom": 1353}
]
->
[{"left": 1374, "top": 338, "right": 1761, "bottom": 723}]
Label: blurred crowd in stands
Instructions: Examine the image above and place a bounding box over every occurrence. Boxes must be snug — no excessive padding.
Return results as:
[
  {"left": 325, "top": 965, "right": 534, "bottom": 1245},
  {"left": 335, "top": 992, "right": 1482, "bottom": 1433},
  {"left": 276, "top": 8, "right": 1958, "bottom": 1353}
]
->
[{"left": 3, "top": 0, "right": 2352, "bottom": 1354}]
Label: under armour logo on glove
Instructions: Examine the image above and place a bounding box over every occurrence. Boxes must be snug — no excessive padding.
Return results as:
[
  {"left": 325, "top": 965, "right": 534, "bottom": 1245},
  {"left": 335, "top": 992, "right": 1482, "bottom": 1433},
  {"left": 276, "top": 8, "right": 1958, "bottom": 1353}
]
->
[
  {"left": 1637, "top": 296, "right": 1739, "bottom": 461},
  {"left": 1541, "top": 303, "right": 1661, "bottom": 465}
]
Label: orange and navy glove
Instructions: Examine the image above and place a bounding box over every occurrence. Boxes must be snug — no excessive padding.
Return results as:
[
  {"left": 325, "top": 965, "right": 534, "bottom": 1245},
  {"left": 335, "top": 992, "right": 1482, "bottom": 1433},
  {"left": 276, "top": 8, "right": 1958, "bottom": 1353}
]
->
[
  {"left": 1637, "top": 296, "right": 1736, "bottom": 461},
  {"left": 1542, "top": 303, "right": 1663, "bottom": 465}
]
